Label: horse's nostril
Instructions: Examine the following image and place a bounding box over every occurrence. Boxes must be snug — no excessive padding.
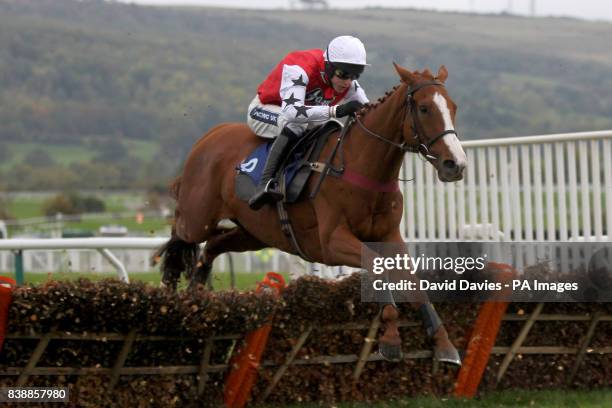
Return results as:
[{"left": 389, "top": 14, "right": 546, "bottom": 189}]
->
[{"left": 443, "top": 160, "right": 457, "bottom": 171}]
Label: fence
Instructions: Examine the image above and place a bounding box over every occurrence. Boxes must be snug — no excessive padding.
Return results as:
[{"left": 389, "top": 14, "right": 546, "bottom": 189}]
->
[
  {"left": 2, "top": 305, "right": 610, "bottom": 402},
  {"left": 400, "top": 130, "right": 612, "bottom": 242},
  {"left": 0, "top": 238, "right": 168, "bottom": 283}
]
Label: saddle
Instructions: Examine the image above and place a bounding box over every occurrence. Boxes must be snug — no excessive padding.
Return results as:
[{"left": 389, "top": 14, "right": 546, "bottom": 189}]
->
[{"left": 235, "top": 120, "right": 342, "bottom": 203}]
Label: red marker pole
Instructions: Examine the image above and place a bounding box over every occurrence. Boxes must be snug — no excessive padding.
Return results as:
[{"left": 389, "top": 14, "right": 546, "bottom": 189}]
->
[
  {"left": 0, "top": 276, "right": 16, "bottom": 353},
  {"left": 224, "top": 272, "right": 285, "bottom": 407},
  {"left": 454, "top": 263, "right": 515, "bottom": 398}
]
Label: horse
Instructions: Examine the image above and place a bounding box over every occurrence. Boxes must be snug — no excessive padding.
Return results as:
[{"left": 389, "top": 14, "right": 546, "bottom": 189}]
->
[{"left": 154, "top": 62, "right": 467, "bottom": 364}]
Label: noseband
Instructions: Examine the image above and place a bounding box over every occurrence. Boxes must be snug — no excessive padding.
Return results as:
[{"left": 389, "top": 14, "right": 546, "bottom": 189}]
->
[{"left": 354, "top": 80, "right": 458, "bottom": 162}]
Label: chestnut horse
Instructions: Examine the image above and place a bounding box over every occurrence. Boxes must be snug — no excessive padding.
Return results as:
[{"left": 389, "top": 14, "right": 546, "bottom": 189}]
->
[{"left": 155, "top": 63, "right": 467, "bottom": 364}]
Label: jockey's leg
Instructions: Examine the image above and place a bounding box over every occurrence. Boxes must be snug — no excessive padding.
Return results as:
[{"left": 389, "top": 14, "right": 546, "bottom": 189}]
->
[{"left": 248, "top": 125, "right": 301, "bottom": 210}]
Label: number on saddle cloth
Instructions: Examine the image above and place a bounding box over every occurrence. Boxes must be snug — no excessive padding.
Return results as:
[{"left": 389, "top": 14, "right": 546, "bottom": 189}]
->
[{"left": 234, "top": 121, "right": 342, "bottom": 204}]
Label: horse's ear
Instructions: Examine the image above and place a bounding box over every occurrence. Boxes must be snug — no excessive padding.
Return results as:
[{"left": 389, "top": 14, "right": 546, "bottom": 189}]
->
[
  {"left": 436, "top": 65, "right": 448, "bottom": 83},
  {"left": 393, "top": 62, "right": 416, "bottom": 85}
]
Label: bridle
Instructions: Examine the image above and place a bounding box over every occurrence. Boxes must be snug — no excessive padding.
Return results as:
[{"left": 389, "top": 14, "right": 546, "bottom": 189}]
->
[{"left": 354, "top": 80, "right": 458, "bottom": 162}]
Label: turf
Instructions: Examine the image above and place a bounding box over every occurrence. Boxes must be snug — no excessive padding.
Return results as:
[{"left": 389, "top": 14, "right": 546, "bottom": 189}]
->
[
  {"left": 274, "top": 389, "right": 612, "bottom": 407},
  {"left": 5, "top": 192, "right": 169, "bottom": 234}
]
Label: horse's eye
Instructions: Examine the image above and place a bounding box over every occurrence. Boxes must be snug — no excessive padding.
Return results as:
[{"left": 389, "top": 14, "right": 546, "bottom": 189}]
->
[{"left": 419, "top": 105, "right": 429, "bottom": 114}]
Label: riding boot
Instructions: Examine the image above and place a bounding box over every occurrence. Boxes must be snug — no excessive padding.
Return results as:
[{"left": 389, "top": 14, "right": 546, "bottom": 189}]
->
[{"left": 248, "top": 127, "right": 295, "bottom": 210}]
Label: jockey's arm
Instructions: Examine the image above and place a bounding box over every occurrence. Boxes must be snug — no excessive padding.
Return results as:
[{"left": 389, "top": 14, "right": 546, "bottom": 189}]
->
[{"left": 279, "top": 65, "right": 333, "bottom": 124}]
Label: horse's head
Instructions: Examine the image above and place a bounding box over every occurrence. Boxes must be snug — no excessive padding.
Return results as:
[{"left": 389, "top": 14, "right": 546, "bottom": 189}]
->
[{"left": 393, "top": 63, "right": 467, "bottom": 182}]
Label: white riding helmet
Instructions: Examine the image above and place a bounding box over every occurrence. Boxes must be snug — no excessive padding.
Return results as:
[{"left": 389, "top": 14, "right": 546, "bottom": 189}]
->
[{"left": 324, "top": 35, "right": 369, "bottom": 66}]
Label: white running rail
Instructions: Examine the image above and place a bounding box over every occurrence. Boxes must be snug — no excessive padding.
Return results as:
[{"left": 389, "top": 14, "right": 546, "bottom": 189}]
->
[
  {"left": 0, "top": 238, "right": 167, "bottom": 282},
  {"left": 400, "top": 130, "right": 612, "bottom": 242}
]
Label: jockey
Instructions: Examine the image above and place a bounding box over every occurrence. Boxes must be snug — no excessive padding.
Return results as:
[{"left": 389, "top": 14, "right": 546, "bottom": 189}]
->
[{"left": 247, "top": 35, "right": 370, "bottom": 210}]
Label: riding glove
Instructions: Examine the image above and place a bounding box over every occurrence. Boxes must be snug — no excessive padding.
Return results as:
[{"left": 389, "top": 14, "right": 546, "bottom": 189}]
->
[{"left": 333, "top": 100, "right": 364, "bottom": 118}]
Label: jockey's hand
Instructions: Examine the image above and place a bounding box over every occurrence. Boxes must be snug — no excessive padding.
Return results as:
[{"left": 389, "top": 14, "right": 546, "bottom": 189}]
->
[{"left": 334, "top": 101, "right": 364, "bottom": 118}]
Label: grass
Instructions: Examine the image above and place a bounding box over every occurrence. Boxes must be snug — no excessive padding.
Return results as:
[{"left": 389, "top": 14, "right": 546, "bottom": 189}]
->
[
  {"left": 61, "top": 216, "right": 168, "bottom": 235},
  {"left": 95, "top": 195, "right": 130, "bottom": 213},
  {"left": 7, "top": 192, "right": 140, "bottom": 219},
  {"left": 124, "top": 139, "right": 159, "bottom": 162},
  {"left": 1, "top": 139, "right": 159, "bottom": 170},
  {"left": 4, "top": 271, "right": 290, "bottom": 291},
  {"left": 6, "top": 213, "right": 169, "bottom": 235},
  {"left": 271, "top": 389, "right": 612, "bottom": 407},
  {"left": 5, "top": 192, "right": 169, "bottom": 234},
  {"left": 7, "top": 199, "right": 45, "bottom": 219},
  {"left": 0, "top": 143, "right": 97, "bottom": 169}
]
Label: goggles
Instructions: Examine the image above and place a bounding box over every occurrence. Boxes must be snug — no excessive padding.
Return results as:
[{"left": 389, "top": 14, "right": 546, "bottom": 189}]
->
[{"left": 334, "top": 68, "right": 360, "bottom": 80}]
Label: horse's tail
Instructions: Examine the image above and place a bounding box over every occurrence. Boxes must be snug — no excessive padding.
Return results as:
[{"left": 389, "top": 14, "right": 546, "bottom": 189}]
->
[
  {"left": 152, "top": 234, "right": 198, "bottom": 290},
  {"left": 151, "top": 176, "right": 196, "bottom": 289}
]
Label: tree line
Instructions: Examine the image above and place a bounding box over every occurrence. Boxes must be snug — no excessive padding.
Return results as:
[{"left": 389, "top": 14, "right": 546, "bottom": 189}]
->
[{"left": 1, "top": 0, "right": 611, "bottom": 190}]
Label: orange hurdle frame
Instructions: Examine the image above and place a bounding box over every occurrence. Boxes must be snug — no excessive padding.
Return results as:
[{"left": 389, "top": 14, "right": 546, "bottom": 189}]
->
[{"left": 224, "top": 272, "right": 285, "bottom": 407}]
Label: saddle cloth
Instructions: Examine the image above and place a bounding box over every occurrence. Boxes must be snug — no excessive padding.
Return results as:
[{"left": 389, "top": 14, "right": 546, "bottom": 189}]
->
[{"left": 235, "top": 120, "right": 342, "bottom": 203}]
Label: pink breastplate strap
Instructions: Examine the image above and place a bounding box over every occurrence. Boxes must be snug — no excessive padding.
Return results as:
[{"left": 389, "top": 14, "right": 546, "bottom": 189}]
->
[{"left": 341, "top": 168, "right": 399, "bottom": 193}]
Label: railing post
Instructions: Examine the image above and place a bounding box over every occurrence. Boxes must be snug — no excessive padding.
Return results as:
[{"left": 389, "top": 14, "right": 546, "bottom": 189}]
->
[
  {"left": 14, "top": 250, "right": 24, "bottom": 285},
  {"left": 97, "top": 248, "right": 129, "bottom": 283}
]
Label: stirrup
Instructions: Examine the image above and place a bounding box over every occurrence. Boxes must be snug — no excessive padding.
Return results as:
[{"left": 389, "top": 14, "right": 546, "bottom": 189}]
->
[
  {"left": 262, "top": 179, "right": 276, "bottom": 193},
  {"left": 262, "top": 179, "right": 284, "bottom": 202},
  {"left": 249, "top": 180, "right": 284, "bottom": 210}
]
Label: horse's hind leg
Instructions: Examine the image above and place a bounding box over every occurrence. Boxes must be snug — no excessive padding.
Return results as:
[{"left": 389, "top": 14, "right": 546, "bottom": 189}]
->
[
  {"left": 190, "top": 226, "right": 267, "bottom": 290},
  {"left": 419, "top": 304, "right": 461, "bottom": 365}
]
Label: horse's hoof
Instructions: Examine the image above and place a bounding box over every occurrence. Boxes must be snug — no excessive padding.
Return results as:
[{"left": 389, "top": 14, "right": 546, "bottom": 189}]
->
[
  {"left": 434, "top": 347, "right": 462, "bottom": 366},
  {"left": 379, "top": 342, "right": 403, "bottom": 362}
]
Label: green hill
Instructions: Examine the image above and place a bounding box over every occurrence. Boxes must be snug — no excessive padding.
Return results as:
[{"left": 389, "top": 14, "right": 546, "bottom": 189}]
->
[{"left": 1, "top": 0, "right": 611, "bottom": 190}]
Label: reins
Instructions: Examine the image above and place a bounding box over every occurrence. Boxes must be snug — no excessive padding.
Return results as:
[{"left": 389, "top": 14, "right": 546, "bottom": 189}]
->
[
  {"left": 355, "top": 114, "right": 410, "bottom": 152},
  {"left": 354, "top": 80, "right": 458, "bottom": 163},
  {"left": 307, "top": 79, "right": 461, "bottom": 195}
]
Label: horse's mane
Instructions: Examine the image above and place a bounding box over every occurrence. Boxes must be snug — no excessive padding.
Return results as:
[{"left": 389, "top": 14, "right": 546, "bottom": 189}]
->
[
  {"left": 357, "top": 84, "right": 402, "bottom": 117},
  {"left": 357, "top": 69, "right": 436, "bottom": 118}
]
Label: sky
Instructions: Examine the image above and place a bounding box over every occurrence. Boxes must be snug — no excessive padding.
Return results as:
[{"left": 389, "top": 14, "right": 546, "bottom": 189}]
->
[{"left": 117, "top": 0, "right": 612, "bottom": 23}]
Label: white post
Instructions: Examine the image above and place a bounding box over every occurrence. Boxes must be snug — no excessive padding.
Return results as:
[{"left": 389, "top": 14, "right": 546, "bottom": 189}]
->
[
  {"left": 98, "top": 249, "right": 129, "bottom": 283},
  {"left": 591, "top": 140, "right": 603, "bottom": 239}
]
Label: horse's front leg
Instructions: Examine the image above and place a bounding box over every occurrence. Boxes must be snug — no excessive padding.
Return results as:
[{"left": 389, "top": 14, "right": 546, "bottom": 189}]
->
[
  {"left": 384, "top": 230, "right": 461, "bottom": 366},
  {"left": 317, "top": 224, "right": 406, "bottom": 361}
]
